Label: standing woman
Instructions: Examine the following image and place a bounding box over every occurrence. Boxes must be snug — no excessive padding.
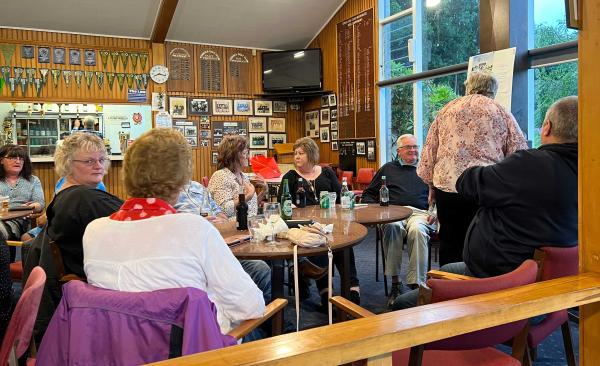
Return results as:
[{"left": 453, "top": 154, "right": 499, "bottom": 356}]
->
[{"left": 417, "top": 72, "right": 528, "bottom": 266}]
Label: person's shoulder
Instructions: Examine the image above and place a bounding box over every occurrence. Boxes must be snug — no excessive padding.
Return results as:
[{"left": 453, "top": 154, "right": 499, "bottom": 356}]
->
[{"left": 282, "top": 170, "right": 299, "bottom": 180}]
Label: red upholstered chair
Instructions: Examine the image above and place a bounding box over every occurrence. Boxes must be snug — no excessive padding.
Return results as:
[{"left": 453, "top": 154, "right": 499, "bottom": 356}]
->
[
  {"left": 332, "top": 260, "right": 539, "bottom": 366},
  {"left": 201, "top": 176, "right": 209, "bottom": 187},
  {"left": 526, "top": 246, "right": 578, "bottom": 366},
  {"left": 341, "top": 171, "right": 354, "bottom": 189},
  {"left": 352, "top": 168, "right": 375, "bottom": 199},
  {"left": 7, "top": 241, "right": 24, "bottom": 281},
  {"left": 0, "top": 266, "right": 46, "bottom": 366}
]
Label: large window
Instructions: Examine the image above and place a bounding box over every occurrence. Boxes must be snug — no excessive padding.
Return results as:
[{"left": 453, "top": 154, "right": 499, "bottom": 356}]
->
[
  {"left": 381, "top": 16, "right": 413, "bottom": 80},
  {"left": 533, "top": 0, "right": 577, "bottom": 48},
  {"left": 381, "top": 0, "right": 412, "bottom": 18}
]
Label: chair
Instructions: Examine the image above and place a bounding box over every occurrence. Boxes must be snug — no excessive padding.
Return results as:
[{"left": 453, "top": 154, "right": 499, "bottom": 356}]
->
[
  {"left": 352, "top": 168, "right": 375, "bottom": 199},
  {"left": 332, "top": 260, "right": 539, "bottom": 366},
  {"left": 36, "top": 281, "right": 287, "bottom": 365},
  {"left": 526, "top": 246, "right": 578, "bottom": 366},
  {"left": 201, "top": 176, "right": 209, "bottom": 187},
  {"left": 0, "top": 266, "right": 46, "bottom": 366},
  {"left": 342, "top": 171, "right": 354, "bottom": 189},
  {"left": 7, "top": 241, "right": 23, "bottom": 281}
]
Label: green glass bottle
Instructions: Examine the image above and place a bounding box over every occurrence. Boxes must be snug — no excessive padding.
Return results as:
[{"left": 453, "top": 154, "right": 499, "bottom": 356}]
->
[{"left": 281, "top": 178, "right": 293, "bottom": 220}]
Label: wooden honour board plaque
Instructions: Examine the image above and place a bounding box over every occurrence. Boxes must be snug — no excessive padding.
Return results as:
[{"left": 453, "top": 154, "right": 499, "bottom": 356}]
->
[
  {"left": 226, "top": 48, "right": 252, "bottom": 95},
  {"left": 337, "top": 9, "right": 375, "bottom": 139},
  {"left": 166, "top": 43, "right": 195, "bottom": 92},
  {"left": 197, "top": 46, "right": 224, "bottom": 93}
]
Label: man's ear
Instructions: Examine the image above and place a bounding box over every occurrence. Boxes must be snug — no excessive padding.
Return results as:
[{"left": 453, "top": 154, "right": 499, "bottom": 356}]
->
[{"left": 541, "top": 120, "right": 552, "bottom": 137}]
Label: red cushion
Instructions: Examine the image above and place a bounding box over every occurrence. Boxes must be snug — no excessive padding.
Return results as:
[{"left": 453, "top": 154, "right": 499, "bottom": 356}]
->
[
  {"left": 392, "top": 347, "right": 521, "bottom": 366},
  {"left": 10, "top": 261, "right": 23, "bottom": 281}
]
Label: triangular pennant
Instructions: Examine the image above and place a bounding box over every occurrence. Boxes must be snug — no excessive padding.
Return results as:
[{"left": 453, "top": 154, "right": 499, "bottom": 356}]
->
[
  {"left": 13, "top": 67, "right": 23, "bottom": 84},
  {"left": 100, "top": 50, "right": 110, "bottom": 69},
  {"left": 0, "top": 44, "right": 16, "bottom": 66},
  {"left": 116, "top": 73, "right": 125, "bottom": 90},
  {"left": 110, "top": 51, "right": 119, "bottom": 69},
  {"left": 139, "top": 53, "right": 148, "bottom": 71},
  {"left": 107, "top": 72, "right": 115, "bottom": 89},
  {"left": 39, "top": 68, "right": 49, "bottom": 85},
  {"left": 1, "top": 66, "right": 10, "bottom": 85},
  {"left": 51, "top": 69, "right": 61, "bottom": 88},
  {"left": 141, "top": 73, "right": 148, "bottom": 89},
  {"left": 20, "top": 78, "right": 27, "bottom": 96},
  {"left": 25, "top": 68, "right": 36, "bottom": 84},
  {"left": 95, "top": 71, "right": 104, "bottom": 88},
  {"left": 84, "top": 71, "right": 94, "bottom": 89},
  {"left": 126, "top": 73, "right": 134, "bottom": 89},
  {"left": 62, "top": 70, "right": 72, "bottom": 88},
  {"left": 74, "top": 70, "right": 83, "bottom": 88},
  {"left": 0, "top": 77, "right": 4, "bottom": 93},
  {"left": 120, "top": 51, "right": 129, "bottom": 69},
  {"left": 130, "top": 52, "right": 139, "bottom": 71},
  {"left": 34, "top": 78, "right": 43, "bottom": 97},
  {"left": 8, "top": 77, "right": 16, "bottom": 96},
  {"left": 134, "top": 74, "right": 142, "bottom": 90}
]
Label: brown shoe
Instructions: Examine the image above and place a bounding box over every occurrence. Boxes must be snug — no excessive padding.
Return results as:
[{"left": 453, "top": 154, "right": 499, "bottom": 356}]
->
[{"left": 298, "top": 260, "right": 327, "bottom": 280}]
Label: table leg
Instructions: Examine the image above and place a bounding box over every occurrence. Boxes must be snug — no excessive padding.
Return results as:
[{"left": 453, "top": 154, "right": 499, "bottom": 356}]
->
[
  {"left": 337, "top": 249, "right": 351, "bottom": 323},
  {"left": 271, "top": 259, "right": 284, "bottom": 300}
]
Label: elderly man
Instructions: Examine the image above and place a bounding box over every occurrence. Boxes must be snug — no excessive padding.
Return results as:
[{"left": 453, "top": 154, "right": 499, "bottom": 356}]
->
[
  {"left": 361, "top": 134, "right": 436, "bottom": 307},
  {"left": 392, "top": 96, "right": 578, "bottom": 309}
]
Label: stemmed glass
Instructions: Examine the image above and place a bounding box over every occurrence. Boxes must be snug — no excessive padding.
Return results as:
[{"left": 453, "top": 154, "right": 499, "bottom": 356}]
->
[{"left": 263, "top": 202, "right": 281, "bottom": 245}]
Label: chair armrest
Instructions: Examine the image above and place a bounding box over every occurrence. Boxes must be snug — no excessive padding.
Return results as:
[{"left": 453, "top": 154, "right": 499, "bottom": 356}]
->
[
  {"left": 329, "top": 296, "right": 375, "bottom": 319},
  {"left": 427, "top": 270, "right": 476, "bottom": 281},
  {"left": 6, "top": 240, "right": 23, "bottom": 247},
  {"left": 227, "top": 298, "right": 288, "bottom": 340}
]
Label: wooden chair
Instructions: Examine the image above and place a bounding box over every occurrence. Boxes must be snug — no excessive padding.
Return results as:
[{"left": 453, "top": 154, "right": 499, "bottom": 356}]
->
[
  {"left": 48, "top": 240, "right": 86, "bottom": 283},
  {"left": 201, "top": 176, "right": 209, "bottom": 187},
  {"left": 7, "top": 241, "right": 24, "bottom": 282},
  {"left": 352, "top": 168, "right": 375, "bottom": 200},
  {"left": 331, "top": 260, "right": 539, "bottom": 366}
]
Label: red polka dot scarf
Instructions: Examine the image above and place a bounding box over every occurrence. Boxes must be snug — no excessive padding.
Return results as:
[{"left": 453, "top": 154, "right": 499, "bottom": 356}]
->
[{"left": 110, "top": 197, "right": 177, "bottom": 221}]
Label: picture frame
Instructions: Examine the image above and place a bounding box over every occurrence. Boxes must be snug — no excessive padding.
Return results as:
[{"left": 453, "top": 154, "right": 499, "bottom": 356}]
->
[
  {"left": 250, "top": 133, "right": 268, "bottom": 148},
  {"left": 211, "top": 151, "right": 218, "bottom": 165},
  {"left": 328, "top": 94, "right": 337, "bottom": 106},
  {"left": 367, "top": 146, "right": 376, "bottom": 161},
  {"left": 53, "top": 47, "right": 65, "bottom": 64},
  {"left": 331, "top": 141, "right": 339, "bottom": 151},
  {"left": 248, "top": 117, "right": 267, "bottom": 132},
  {"left": 38, "top": 47, "right": 50, "bottom": 63},
  {"left": 330, "top": 120, "right": 338, "bottom": 131},
  {"left": 173, "top": 126, "right": 185, "bottom": 135},
  {"left": 199, "top": 116, "right": 210, "bottom": 130},
  {"left": 268, "top": 117, "right": 286, "bottom": 133},
  {"left": 212, "top": 99, "right": 233, "bottom": 115},
  {"left": 320, "top": 108, "right": 330, "bottom": 125},
  {"left": 254, "top": 100, "right": 273, "bottom": 116},
  {"left": 184, "top": 125, "right": 197, "bottom": 137},
  {"left": 331, "top": 131, "right": 338, "bottom": 140},
  {"left": 356, "top": 141, "right": 366, "bottom": 155},
  {"left": 321, "top": 95, "right": 329, "bottom": 107},
  {"left": 273, "top": 100, "right": 287, "bottom": 113},
  {"left": 213, "top": 137, "right": 222, "bottom": 147},
  {"left": 84, "top": 49, "right": 96, "bottom": 66},
  {"left": 189, "top": 98, "right": 211, "bottom": 115},
  {"left": 249, "top": 149, "right": 268, "bottom": 160},
  {"left": 200, "top": 130, "right": 210, "bottom": 138},
  {"left": 319, "top": 127, "right": 330, "bottom": 142},
  {"left": 186, "top": 137, "right": 198, "bottom": 147},
  {"left": 234, "top": 99, "right": 253, "bottom": 115},
  {"left": 268, "top": 133, "right": 287, "bottom": 149},
  {"left": 565, "top": 0, "right": 581, "bottom": 30},
  {"left": 69, "top": 49, "right": 81, "bottom": 65},
  {"left": 169, "top": 96, "right": 188, "bottom": 118},
  {"left": 330, "top": 108, "right": 338, "bottom": 121},
  {"left": 305, "top": 110, "right": 320, "bottom": 138},
  {"left": 21, "top": 45, "right": 34, "bottom": 59},
  {"left": 200, "top": 139, "right": 210, "bottom": 147}
]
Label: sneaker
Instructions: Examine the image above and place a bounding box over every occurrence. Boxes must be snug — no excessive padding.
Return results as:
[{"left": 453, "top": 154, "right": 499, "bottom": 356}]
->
[
  {"left": 349, "top": 289, "right": 360, "bottom": 305},
  {"left": 387, "top": 283, "right": 400, "bottom": 308}
]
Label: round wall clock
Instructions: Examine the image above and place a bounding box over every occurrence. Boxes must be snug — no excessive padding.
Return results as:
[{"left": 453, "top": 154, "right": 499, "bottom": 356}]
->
[{"left": 149, "top": 65, "right": 169, "bottom": 84}]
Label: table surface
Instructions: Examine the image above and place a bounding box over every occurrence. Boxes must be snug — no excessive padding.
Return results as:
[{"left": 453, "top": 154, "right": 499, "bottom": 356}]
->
[
  {"left": 293, "top": 204, "right": 413, "bottom": 226},
  {"left": 0, "top": 209, "right": 33, "bottom": 221}
]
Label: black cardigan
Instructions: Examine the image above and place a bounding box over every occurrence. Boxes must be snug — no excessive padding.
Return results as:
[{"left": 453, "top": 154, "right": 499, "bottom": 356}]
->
[{"left": 277, "top": 167, "right": 342, "bottom": 205}]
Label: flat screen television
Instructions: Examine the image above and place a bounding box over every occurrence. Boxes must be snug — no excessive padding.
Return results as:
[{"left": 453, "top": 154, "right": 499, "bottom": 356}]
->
[{"left": 262, "top": 49, "right": 322, "bottom": 92}]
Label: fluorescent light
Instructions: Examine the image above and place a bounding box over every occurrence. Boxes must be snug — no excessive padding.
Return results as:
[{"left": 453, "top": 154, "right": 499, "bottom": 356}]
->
[
  {"left": 294, "top": 51, "right": 305, "bottom": 58},
  {"left": 263, "top": 69, "right": 272, "bottom": 74},
  {"left": 426, "top": 0, "right": 441, "bottom": 7}
]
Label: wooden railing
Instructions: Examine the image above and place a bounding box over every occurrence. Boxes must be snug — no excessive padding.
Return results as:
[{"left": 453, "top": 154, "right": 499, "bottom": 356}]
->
[{"left": 148, "top": 272, "right": 600, "bottom": 366}]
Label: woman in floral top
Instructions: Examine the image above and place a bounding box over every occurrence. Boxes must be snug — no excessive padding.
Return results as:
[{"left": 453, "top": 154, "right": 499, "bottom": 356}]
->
[{"left": 417, "top": 71, "right": 528, "bottom": 266}]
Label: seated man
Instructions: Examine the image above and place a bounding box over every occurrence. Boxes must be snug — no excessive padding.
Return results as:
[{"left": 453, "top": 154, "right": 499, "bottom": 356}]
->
[
  {"left": 361, "top": 134, "right": 436, "bottom": 307},
  {"left": 174, "top": 180, "right": 272, "bottom": 306},
  {"left": 392, "top": 96, "right": 578, "bottom": 309}
]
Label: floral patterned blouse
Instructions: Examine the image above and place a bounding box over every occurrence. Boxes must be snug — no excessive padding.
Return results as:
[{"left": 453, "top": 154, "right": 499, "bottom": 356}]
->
[
  {"left": 417, "top": 94, "right": 528, "bottom": 193},
  {"left": 208, "top": 168, "right": 258, "bottom": 218}
]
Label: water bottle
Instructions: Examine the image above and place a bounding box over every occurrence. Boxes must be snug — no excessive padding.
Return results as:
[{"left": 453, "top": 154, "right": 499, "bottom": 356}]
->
[{"left": 341, "top": 177, "right": 351, "bottom": 209}]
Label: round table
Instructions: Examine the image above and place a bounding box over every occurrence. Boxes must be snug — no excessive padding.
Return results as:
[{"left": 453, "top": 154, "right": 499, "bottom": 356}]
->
[{"left": 292, "top": 204, "right": 413, "bottom": 225}]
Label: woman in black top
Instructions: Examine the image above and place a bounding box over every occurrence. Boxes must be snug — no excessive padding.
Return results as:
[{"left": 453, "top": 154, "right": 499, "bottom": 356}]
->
[{"left": 278, "top": 137, "right": 361, "bottom": 310}]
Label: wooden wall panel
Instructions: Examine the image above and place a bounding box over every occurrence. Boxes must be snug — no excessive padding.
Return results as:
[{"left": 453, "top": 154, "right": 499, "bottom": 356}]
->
[{"left": 308, "top": 0, "right": 379, "bottom": 169}]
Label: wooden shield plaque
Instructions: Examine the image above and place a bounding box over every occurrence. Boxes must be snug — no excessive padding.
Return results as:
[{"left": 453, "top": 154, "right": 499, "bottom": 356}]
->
[
  {"left": 227, "top": 48, "right": 252, "bottom": 95},
  {"left": 197, "top": 46, "right": 224, "bottom": 93},
  {"left": 166, "top": 43, "right": 194, "bottom": 92}
]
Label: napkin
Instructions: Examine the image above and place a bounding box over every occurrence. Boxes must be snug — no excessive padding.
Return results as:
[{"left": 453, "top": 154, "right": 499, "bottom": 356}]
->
[
  {"left": 253, "top": 216, "right": 290, "bottom": 241},
  {"left": 285, "top": 222, "right": 334, "bottom": 248}
]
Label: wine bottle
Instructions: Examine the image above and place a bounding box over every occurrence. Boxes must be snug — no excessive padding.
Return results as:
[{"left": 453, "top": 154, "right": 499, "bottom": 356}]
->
[
  {"left": 236, "top": 186, "right": 248, "bottom": 230},
  {"left": 380, "top": 175, "right": 390, "bottom": 207},
  {"left": 296, "top": 178, "right": 307, "bottom": 208},
  {"left": 281, "top": 179, "right": 293, "bottom": 220}
]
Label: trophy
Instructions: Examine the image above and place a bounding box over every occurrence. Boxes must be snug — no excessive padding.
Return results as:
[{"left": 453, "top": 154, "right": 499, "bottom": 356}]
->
[{"left": 119, "top": 131, "right": 130, "bottom": 154}]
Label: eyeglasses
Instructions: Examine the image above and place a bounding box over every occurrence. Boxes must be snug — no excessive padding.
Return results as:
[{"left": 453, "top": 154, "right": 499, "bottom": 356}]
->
[
  {"left": 3, "top": 156, "right": 24, "bottom": 162},
  {"left": 399, "top": 145, "right": 419, "bottom": 150},
  {"left": 72, "top": 158, "right": 106, "bottom": 167}
]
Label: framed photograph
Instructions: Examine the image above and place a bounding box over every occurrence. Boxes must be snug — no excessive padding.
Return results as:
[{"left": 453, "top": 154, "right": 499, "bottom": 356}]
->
[
  {"left": 212, "top": 99, "right": 233, "bottom": 115},
  {"left": 321, "top": 95, "right": 329, "bottom": 107},
  {"left": 213, "top": 137, "right": 222, "bottom": 147},
  {"left": 319, "top": 127, "right": 330, "bottom": 142},
  {"left": 189, "top": 98, "right": 211, "bottom": 115},
  {"left": 331, "top": 131, "right": 338, "bottom": 141},
  {"left": 38, "top": 47, "right": 50, "bottom": 63},
  {"left": 269, "top": 133, "right": 287, "bottom": 149},
  {"left": 250, "top": 133, "right": 268, "bottom": 148},
  {"left": 211, "top": 151, "right": 218, "bottom": 165},
  {"left": 565, "top": 0, "right": 581, "bottom": 29},
  {"left": 199, "top": 116, "right": 210, "bottom": 130},
  {"left": 84, "top": 49, "right": 96, "bottom": 66},
  {"left": 169, "top": 97, "right": 188, "bottom": 118},
  {"left": 21, "top": 45, "right": 34, "bottom": 59},
  {"left": 367, "top": 140, "right": 375, "bottom": 148},
  {"left": 328, "top": 94, "right": 337, "bottom": 106},
  {"left": 200, "top": 130, "right": 210, "bottom": 138},
  {"left": 233, "top": 99, "right": 253, "bottom": 115},
  {"left": 53, "top": 47, "right": 65, "bottom": 64},
  {"left": 320, "top": 108, "right": 330, "bottom": 125},
  {"left": 186, "top": 137, "right": 198, "bottom": 147},
  {"left": 330, "top": 108, "right": 338, "bottom": 121},
  {"left": 249, "top": 150, "right": 268, "bottom": 160},
  {"left": 305, "top": 110, "right": 320, "bottom": 138},
  {"left": 173, "top": 126, "right": 185, "bottom": 135},
  {"left": 254, "top": 100, "right": 273, "bottom": 116},
  {"left": 331, "top": 141, "right": 339, "bottom": 151},
  {"left": 69, "top": 49, "right": 81, "bottom": 65},
  {"left": 268, "top": 117, "right": 285, "bottom": 133},
  {"left": 273, "top": 101, "right": 287, "bottom": 113},
  {"left": 200, "top": 139, "right": 210, "bottom": 147},
  {"left": 367, "top": 146, "right": 376, "bottom": 161},
  {"left": 356, "top": 141, "right": 366, "bottom": 155},
  {"left": 213, "top": 128, "right": 223, "bottom": 138},
  {"left": 184, "top": 125, "right": 197, "bottom": 137},
  {"left": 248, "top": 117, "right": 267, "bottom": 132},
  {"left": 330, "top": 121, "right": 338, "bottom": 131}
]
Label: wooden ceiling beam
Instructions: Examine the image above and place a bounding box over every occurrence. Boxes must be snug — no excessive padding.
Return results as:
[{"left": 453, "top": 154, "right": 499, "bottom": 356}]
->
[{"left": 151, "top": 0, "right": 179, "bottom": 43}]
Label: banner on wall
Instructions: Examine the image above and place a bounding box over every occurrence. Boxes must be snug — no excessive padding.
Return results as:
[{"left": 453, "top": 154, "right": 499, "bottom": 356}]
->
[
  {"left": 467, "top": 47, "right": 516, "bottom": 110},
  {"left": 127, "top": 88, "right": 147, "bottom": 103}
]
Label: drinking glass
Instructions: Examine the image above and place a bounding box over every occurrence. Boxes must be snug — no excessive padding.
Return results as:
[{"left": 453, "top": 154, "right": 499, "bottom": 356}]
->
[
  {"left": 263, "top": 202, "right": 281, "bottom": 245},
  {"left": 249, "top": 215, "right": 264, "bottom": 243},
  {"left": 328, "top": 192, "right": 337, "bottom": 207}
]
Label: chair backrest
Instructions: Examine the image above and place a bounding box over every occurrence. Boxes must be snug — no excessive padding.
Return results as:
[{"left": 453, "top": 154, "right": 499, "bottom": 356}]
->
[
  {"left": 425, "top": 260, "right": 538, "bottom": 350},
  {"left": 201, "top": 176, "right": 209, "bottom": 187},
  {"left": 36, "top": 281, "right": 236, "bottom": 365},
  {"left": 342, "top": 171, "right": 354, "bottom": 188},
  {"left": 356, "top": 168, "right": 375, "bottom": 187},
  {"left": 0, "top": 266, "right": 46, "bottom": 365}
]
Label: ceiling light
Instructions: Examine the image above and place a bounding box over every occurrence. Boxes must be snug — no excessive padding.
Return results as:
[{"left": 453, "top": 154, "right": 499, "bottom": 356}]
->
[
  {"left": 294, "top": 51, "right": 305, "bottom": 58},
  {"left": 426, "top": 0, "right": 441, "bottom": 7},
  {"left": 264, "top": 69, "right": 272, "bottom": 74}
]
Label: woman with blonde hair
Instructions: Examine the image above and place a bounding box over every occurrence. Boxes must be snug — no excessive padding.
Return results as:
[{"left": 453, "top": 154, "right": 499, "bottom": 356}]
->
[{"left": 83, "top": 129, "right": 265, "bottom": 335}]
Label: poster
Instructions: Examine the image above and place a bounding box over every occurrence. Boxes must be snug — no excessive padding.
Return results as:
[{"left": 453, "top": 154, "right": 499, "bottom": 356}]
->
[
  {"left": 467, "top": 47, "right": 516, "bottom": 110},
  {"left": 103, "top": 104, "right": 152, "bottom": 154}
]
